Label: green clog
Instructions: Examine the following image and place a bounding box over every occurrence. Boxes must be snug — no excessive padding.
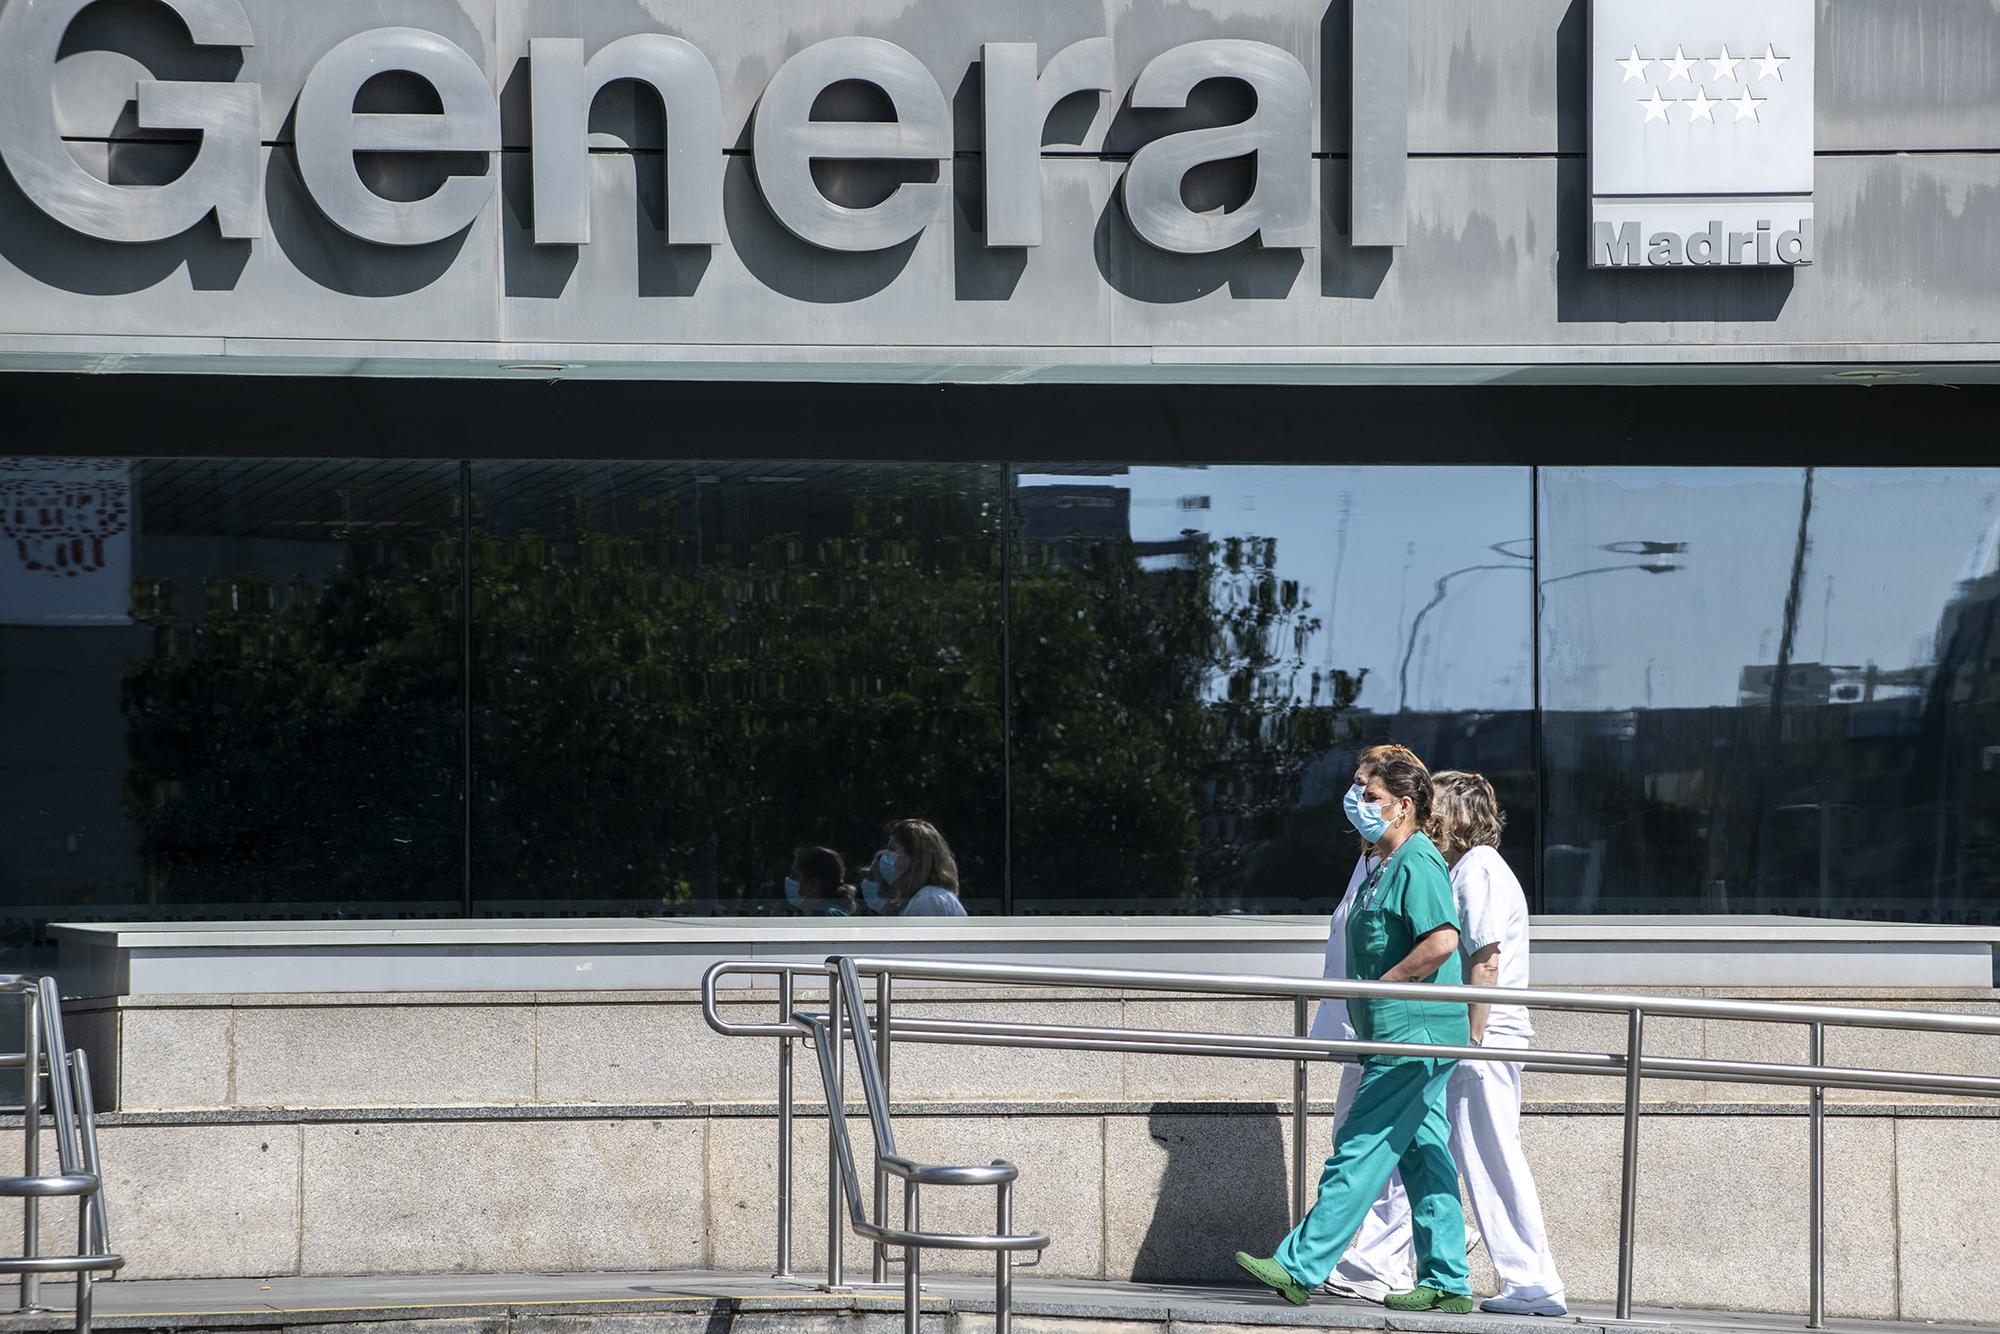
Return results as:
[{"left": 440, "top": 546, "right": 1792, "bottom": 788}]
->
[
  {"left": 1235, "top": 1252, "right": 1311, "bottom": 1306},
  {"left": 1385, "top": 1286, "right": 1476, "bottom": 1314}
]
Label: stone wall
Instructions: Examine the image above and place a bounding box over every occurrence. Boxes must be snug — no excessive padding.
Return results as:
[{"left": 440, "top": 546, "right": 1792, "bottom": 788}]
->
[{"left": 36, "top": 986, "right": 1999, "bottom": 1323}]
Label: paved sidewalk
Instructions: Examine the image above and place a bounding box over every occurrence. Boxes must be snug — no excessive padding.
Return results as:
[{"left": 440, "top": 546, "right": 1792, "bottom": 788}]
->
[{"left": 0, "top": 1272, "right": 1987, "bottom": 1334}]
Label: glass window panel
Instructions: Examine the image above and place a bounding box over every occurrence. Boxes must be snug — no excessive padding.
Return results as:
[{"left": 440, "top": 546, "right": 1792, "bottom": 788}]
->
[
  {"left": 1540, "top": 467, "right": 2000, "bottom": 923},
  {"left": 469, "top": 460, "right": 1005, "bottom": 917},
  {"left": 0, "top": 457, "right": 464, "bottom": 969},
  {"left": 1010, "top": 465, "right": 1534, "bottom": 913}
]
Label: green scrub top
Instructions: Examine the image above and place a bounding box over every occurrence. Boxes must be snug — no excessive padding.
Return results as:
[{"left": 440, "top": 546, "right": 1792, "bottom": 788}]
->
[{"left": 1345, "top": 832, "right": 1471, "bottom": 1062}]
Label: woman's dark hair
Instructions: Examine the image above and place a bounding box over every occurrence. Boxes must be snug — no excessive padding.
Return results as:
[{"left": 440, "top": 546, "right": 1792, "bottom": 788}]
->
[
  {"left": 1356, "top": 742, "right": 1437, "bottom": 847},
  {"left": 793, "top": 845, "right": 857, "bottom": 913}
]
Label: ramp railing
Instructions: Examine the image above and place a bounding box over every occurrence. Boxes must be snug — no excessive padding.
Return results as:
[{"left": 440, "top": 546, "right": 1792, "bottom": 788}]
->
[
  {"left": 3, "top": 975, "right": 125, "bottom": 1334},
  {"left": 706, "top": 954, "right": 2000, "bottom": 1330}
]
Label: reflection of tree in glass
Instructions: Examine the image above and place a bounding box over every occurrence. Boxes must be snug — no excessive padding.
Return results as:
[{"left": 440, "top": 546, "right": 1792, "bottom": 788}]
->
[
  {"left": 1013, "top": 527, "right": 1362, "bottom": 911},
  {"left": 121, "top": 530, "right": 464, "bottom": 907},
  {"left": 469, "top": 471, "right": 1005, "bottom": 912},
  {"left": 120, "top": 470, "right": 1362, "bottom": 917}
]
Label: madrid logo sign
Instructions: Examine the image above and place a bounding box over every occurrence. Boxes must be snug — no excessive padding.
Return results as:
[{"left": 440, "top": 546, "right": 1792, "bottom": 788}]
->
[
  {"left": 0, "top": 0, "right": 1817, "bottom": 276},
  {"left": 1588, "top": 0, "right": 1816, "bottom": 269}
]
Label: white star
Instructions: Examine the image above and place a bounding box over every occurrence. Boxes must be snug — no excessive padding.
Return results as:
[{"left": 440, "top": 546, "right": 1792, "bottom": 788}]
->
[
  {"left": 1708, "top": 45, "right": 1743, "bottom": 82},
  {"left": 1686, "top": 86, "right": 1720, "bottom": 122},
  {"left": 1639, "top": 86, "right": 1673, "bottom": 123},
  {"left": 1755, "top": 44, "right": 1789, "bottom": 81},
  {"left": 1616, "top": 46, "right": 1651, "bottom": 82},
  {"left": 1730, "top": 87, "right": 1766, "bottom": 121},
  {"left": 1661, "top": 45, "right": 1697, "bottom": 82}
]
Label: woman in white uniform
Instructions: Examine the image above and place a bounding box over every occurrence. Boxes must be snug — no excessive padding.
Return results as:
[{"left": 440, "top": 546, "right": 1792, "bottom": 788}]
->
[{"left": 1324, "top": 771, "right": 1566, "bottom": 1316}]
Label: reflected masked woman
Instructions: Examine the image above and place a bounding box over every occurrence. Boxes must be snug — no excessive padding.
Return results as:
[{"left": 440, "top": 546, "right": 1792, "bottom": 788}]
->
[
  {"left": 862, "top": 818, "right": 969, "bottom": 917},
  {"left": 785, "top": 845, "right": 858, "bottom": 917},
  {"left": 1235, "top": 743, "right": 1473, "bottom": 1313}
]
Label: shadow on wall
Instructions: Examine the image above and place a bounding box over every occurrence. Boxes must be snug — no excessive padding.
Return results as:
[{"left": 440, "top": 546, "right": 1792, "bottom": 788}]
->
[{"left": 1132, "top": 1110, "right": 1293, "bottom": 1282}]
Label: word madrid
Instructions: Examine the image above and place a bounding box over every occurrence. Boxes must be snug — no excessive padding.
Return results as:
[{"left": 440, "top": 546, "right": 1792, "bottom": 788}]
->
[
  {"left": 0, "top": 0, "right": 1345, "bottom": 255},
  {"left": 1593, "top": 218, "right": 1815, "bottom": 268}
]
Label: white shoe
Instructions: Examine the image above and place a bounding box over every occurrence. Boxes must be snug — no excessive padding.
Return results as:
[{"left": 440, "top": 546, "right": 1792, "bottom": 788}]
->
[
  {"left": 1320, "top": 1275, "right": 1393, "bottom": 1303},
  {"left": 1480, "top": 1294, "right": 1568, "bottom": 1317}
]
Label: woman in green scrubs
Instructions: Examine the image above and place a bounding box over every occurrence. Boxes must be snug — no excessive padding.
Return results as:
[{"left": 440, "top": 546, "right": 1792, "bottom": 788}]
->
[{"left": 1236, "top": 744, "right": 1474, "bottom": 1313}]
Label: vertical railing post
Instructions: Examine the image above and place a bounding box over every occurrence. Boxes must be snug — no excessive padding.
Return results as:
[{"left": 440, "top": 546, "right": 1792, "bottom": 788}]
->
[
  {"left": 827, "top": 967, "right": 846, "bottom": 1291},
  {"left": 21, "top": 984, "right": 42, "bottom": 1311},
  {"left": 1616, "top": 1007, "right": 1645, "bottom": 1321},
  {"left": 775, "top": 970, "right": 795, "bottom": 1280},
  {"left": 1809, "top": 1022, "right": 1826, "bottom": 1330},
  {"left": 72, "top": 1048, "right": 105, "bottom": 1334},
  {"left": 903, "top": 1180, "right": 922, "bottom": 1334},
  {"left": 996, "top": 1177, "right": 1013, "bottom": 1334},
  {"left": 874, "top": 970, "right": 893, "bottom": 1284},
  {"left": 72, "top": 1055, "right": 93, "bottom": 1334},
  {"left": 1291, "top": 995, "right": 1309, "bottom": 1226}
]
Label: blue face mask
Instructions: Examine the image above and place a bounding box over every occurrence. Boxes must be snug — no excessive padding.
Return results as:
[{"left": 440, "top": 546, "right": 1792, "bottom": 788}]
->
[
  {"left": 1344, "top": 782, "right": 1394, "bottom": 843},
  {"left": 860, "top": 878, "right": 886, "bottom": 912},
  {"left": 877, "top": 850, "right": 901, "bottom": 886},
  {"left": 783, "top": 877, "right": 805, "bottom": 909}
]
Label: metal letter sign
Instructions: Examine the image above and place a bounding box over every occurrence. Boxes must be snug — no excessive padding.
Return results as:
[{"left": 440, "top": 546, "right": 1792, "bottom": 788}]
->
[
  {"left": 1589, "top": 0, "right": 1815, "bottom": 268},
  {"left": 0, "top": 0, "right": 261, "bottom": 242}
]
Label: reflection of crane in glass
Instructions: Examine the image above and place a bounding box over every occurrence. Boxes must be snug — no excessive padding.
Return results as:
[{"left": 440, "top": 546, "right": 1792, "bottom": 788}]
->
[{"left": 1395, "top": 540, "right": 1687, "bottom": 714}]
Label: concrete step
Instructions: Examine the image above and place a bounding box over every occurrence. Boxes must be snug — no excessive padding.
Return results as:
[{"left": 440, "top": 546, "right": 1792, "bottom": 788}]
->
[{"left": 0, "top": 1272, "right": 1994, "bottom": 1334}]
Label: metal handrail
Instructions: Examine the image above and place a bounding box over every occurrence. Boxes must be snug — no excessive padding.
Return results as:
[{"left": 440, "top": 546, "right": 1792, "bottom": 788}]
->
[
  {"left": 702, "top": 953, "right": 2000, "bottom": 1330},
  {"left": 2, "top": 976, "right": 127, "bottom": 1332},
  {"left": 789, "top": 958, "right": 1050, "bottom": 1334}
]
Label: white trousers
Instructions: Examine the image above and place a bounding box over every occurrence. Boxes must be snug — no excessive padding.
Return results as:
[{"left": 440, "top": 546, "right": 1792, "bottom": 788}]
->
[{"left": 1333, "top": 1042, "right": 1565, "bottom": 1303}]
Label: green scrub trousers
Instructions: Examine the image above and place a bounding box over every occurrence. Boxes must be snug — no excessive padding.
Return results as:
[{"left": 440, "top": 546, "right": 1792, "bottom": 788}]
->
[
  {"left": 1273, "top": 831, "right": 1470, "bottom": 1296},
  {"left": 1275, "top": 1055, "right": 1469, "bottom": 1295}
]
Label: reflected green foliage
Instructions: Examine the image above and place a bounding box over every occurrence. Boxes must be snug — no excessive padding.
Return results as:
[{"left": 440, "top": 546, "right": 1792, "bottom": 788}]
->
[
  {"left": 116, "top": 465, "right": 1362, "bottom": 915},
  {"left": 121, "top": 539, "right": 463, "bottom": 905},
  {"left": 1012, "top": 530, "right": 1362, "bottom": 911},
  {"left": 469, "top": 471, "right": 1005, "bottom": 911}
]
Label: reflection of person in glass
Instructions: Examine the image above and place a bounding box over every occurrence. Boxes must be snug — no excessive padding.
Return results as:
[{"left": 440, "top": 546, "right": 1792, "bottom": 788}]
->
[
  {"left": 861, "top": 818, "right": 970, "bottom": 917},
  {"left": 785, "top": 845, "right": 858, "bottom": 917},
  {"left": 1236, "top": 744, "right": 1472, "bottom": 1313}
]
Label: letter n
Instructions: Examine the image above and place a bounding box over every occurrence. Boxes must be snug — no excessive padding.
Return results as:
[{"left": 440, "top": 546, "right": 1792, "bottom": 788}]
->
[{"left": 530, "top": 35, "right": 724, "bottom": 246}]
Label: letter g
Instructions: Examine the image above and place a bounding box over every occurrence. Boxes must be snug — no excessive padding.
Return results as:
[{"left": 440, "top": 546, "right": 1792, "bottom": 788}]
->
[{"left": 0, "top": 0, "right": 262, "bottom": 241}]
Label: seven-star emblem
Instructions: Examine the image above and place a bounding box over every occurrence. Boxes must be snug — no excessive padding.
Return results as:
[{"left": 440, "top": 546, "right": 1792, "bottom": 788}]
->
[
  {"left": 1708, "top": 45, "right": 1743, "bottom": 82},
  {"left": 1685, "top": 86, "right": 1719, "bottom": 123},
  {"left": 1639, "top": 86, "right": 1673, "bottom": 123},
  {"left": 1755, "top": 44, "right": 1788, "bottom": 81},
  {"left": 1617, "top": 46, "right": 1651, "bottom": 82},
  {"left": 1730, "top": 87, "right": 1765, "bottom": 121},
  {"left": 1661, "top": 45, "right": 1697, "bottom": 82}
]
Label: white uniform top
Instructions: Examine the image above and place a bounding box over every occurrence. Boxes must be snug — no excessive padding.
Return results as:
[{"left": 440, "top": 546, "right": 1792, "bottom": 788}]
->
[
  {"left": 1452, "top": 844, "right": 1534, "bottom": 1043},
  {"left": 901, "top": 885, "right": 968, "bottom": 916},
  {"left": 1310, "top": 845, "right": 1534, "bottom": 1043},
  {"left": 1309, "top": 854, "right": 1374, "bottom": 1041}
]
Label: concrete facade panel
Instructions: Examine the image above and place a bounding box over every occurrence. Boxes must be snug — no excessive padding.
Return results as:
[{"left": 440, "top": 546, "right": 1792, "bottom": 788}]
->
[
  {"left": 117, "top": 1007, "right": 232, "bottom": 1111},
  {"left": 231, "top": 1004, "right": 535, "bottom": 1107},
  {"left": 94, "top": 1123, "right": 301, "bottom": 1279},
  {"left": 1892, "top": 1116, "right": 2000, "bottom": 1323},
  {"left": 39, "top": 0, "right": 1997, "bottom": 157},
  {"left": 297, "top": 1118, "right": 706, "bottom": 1274},
  {"left": 5, "top": 153, "right": 1996, "bottom": 359},
  {"left": 536, "top": 1001, "right": 771, "bottom": 1105}
]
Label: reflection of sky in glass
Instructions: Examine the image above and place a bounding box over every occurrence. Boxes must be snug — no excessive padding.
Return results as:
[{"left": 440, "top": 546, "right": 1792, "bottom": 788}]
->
[
  {"left": 1543, "top": 468, "right": 2000, "bottom": 711},
  {"left": 1016, "top": 466, "right": 1532, "bottom": 713}
]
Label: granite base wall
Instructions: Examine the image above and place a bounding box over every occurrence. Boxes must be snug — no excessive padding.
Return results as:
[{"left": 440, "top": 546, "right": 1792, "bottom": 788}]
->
[{"left": 36, "top": 986, "right": 2000, "bottom": 1323}]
